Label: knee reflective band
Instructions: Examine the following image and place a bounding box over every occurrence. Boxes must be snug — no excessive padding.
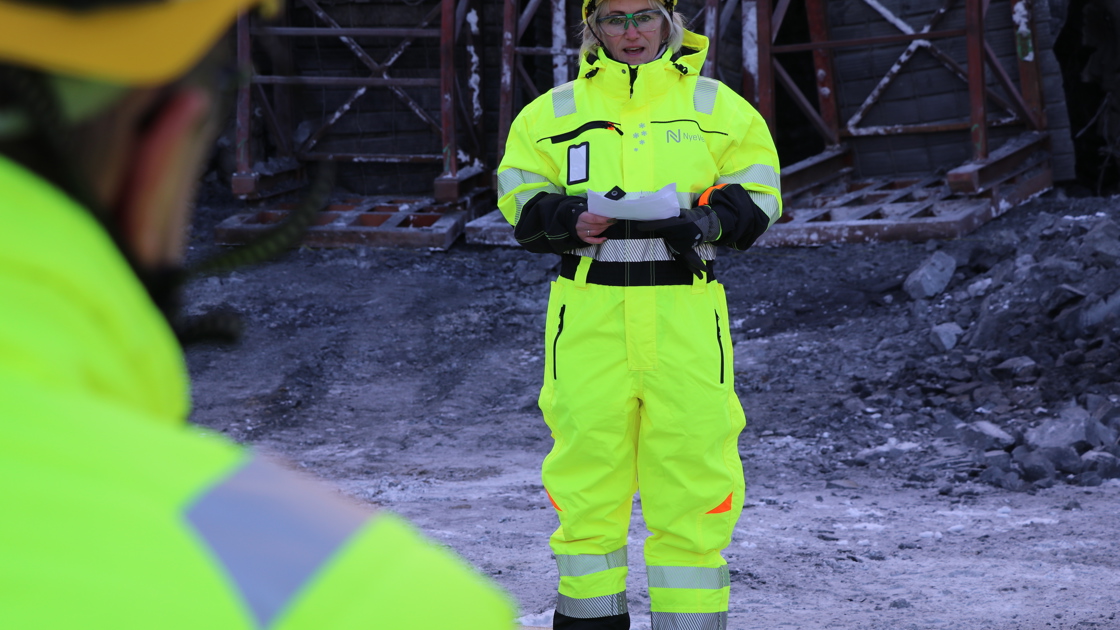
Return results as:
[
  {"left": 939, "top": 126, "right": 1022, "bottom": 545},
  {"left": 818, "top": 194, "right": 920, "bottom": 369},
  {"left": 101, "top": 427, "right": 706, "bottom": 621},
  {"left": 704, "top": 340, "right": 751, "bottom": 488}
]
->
[
  {"left": 555, "top": 548, "right": 629, "bottom": 617},
  {"left": 556, "top": 592, "right": 628, "bottom": 618},
  {"left": 647, "top": 565, "right": 730, "bottom": 618},
  {"left": 651, "top": 611, "right": 728, "bottom": 630}
]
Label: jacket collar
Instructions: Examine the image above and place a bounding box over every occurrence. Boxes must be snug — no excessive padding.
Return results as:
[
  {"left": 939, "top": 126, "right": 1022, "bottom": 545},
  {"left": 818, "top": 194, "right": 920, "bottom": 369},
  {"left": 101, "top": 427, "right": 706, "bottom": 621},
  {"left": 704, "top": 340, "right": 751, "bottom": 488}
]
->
[{"left": 577, "top": 29, "right": 708, "bottom": 101}]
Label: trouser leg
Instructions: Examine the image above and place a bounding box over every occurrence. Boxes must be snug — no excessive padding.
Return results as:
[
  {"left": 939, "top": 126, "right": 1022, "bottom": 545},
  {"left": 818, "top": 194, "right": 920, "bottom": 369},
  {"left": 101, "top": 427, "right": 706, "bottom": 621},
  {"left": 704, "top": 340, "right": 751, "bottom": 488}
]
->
[
  {"left": 637, "top": 282, "right": 746, "bottom": 630},
  {"left": 541, "top": 279, "right": 638, "bottom": 626}
]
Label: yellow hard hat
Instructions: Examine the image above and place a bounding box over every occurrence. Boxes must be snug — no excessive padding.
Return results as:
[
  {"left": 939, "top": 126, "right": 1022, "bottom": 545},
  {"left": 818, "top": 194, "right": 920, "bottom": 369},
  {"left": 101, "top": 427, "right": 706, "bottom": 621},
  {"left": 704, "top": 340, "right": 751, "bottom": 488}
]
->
[{"left": 0, "top": 0, "right": 280, "bottom": 85}]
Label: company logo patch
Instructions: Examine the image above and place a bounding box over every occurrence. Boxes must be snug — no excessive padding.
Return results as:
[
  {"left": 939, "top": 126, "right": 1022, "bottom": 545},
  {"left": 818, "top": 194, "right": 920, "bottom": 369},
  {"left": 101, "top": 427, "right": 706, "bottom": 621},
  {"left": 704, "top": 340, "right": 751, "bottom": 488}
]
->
[{"left": 666, "top": 129, "right": 706, "bottom": 143}]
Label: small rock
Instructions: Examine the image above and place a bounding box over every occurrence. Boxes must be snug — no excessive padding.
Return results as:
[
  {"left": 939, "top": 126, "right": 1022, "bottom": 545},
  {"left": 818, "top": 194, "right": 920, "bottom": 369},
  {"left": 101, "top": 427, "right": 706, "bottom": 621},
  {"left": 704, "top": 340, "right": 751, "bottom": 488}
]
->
[
  {"left": 1018, "top": 450, "right": 1057, "bottom": 483},
  {"left": 991, "top": 356, "right": 1040, "bottom": 381},
  {"left": 826, "top": 479, "right": 860, "bottom": 490},
  {"left": 959, "top": 421, "right": 1016, "bottom": 452},
  {"left": 904, "top": 251, "right": 957, "bottom": 300},
  {"left": 930, "top": 322, "right": 964, "bottom": 352},
  {"left": 889, "top": 599, "right": 912, "bottom": 609},
  {"left": 1037, "top": 446, "right": 1084, "bottom": 474},
  {"left": 1025, "top": 405, "right": 1116, "bottom": 451},
  {"left": 983, "top": 450, "right": 1012, "bottom": 471},
  {"left": 1081, "top": 450, "right": 1120, "bottom": 479}
]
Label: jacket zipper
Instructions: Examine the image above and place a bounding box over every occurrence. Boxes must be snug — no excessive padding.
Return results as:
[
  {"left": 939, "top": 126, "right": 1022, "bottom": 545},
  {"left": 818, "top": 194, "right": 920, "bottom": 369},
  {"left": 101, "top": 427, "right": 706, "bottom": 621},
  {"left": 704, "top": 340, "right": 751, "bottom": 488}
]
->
[
  {"left": 553, "top": 305, "right": 566, "bottom": 379},
  {"left": 715, "top": 310, "right": 725, "bottom": 384}
]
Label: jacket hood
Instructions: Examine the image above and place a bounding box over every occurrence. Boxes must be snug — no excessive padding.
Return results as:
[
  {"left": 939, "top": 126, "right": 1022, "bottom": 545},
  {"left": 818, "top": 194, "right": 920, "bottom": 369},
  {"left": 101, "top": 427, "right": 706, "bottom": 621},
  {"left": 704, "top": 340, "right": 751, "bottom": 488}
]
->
[{"left": 578, "top": 28, "right": 709, "bottom": 80}]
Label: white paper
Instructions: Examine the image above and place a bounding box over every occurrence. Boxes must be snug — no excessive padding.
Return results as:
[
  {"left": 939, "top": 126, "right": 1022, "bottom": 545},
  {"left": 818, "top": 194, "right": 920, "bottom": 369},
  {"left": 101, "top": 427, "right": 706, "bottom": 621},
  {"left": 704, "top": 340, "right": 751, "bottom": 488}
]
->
[{"left": 586, "top": 183, "right": 680, "bottom": 221}]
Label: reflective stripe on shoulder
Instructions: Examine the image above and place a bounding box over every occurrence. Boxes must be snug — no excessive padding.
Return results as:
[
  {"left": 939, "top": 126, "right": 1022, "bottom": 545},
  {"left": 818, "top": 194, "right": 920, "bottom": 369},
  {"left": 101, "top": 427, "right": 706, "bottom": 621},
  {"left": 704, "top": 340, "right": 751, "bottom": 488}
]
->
[
  {"left": 555, "top": 547, "right": 628, "bottom": 577},
  {"left": 553, "top": 81, "right": 577, "bottom": 118},
  {"left": 647, "top": 565, "right": 730, "bottom": 590},
  {"left": 556, "top": 592, "right": 628, "bottom": 618},
  {"left": 693, "top": 77, "right": 719, "bottom": 116},
  {"left": 185, "top": 456, "right": 371, "bottom": 628}
]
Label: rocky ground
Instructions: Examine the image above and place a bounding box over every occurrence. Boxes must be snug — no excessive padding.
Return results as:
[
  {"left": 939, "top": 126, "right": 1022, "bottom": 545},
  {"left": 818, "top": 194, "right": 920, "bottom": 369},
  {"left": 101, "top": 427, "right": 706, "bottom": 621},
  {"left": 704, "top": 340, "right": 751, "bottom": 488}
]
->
[{"left": 182, "top": 187, "right": 1120, "bottom": 629}]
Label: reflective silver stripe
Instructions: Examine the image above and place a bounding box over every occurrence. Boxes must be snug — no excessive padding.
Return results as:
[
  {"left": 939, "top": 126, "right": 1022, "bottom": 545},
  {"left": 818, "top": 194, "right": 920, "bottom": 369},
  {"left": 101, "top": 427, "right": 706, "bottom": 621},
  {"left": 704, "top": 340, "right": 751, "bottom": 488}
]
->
[
  {"left": 556, "top": 592, "right": 628, "bottom": 618},
  {"left": 497, "top": 167, "right": 550, "bottom": 197},
  {"left": 513, "top": 185, "right": 562, "bottom": 224},
  {"left": 677, "top": 191, "right": 698, "bottom": 209},
  {"left": 717, "top": 164, "right": 780, "bottom": 191},
  {"left": 748, "top": 190, "right": 782, "bottom": 224},
  {"left": 647, "top": 565, "right": 730, "bottom": 590},
  {"left": 652, "top": 611, "right": 728, "bottom": 630},
  {"left": 185, "top": 457, "right": 370, "bottom": 628},
  {"left": 568, "top": 239, "right": 716, "bottom": 263},
  {"left": 693, "top": 77, "right": 719, "bottom": 115},
  {"left": 553, "top": 81, "right": 577, "bottom": 118},
  {"left": 556, "top": 547, "right": 628, "bottom": 577}
]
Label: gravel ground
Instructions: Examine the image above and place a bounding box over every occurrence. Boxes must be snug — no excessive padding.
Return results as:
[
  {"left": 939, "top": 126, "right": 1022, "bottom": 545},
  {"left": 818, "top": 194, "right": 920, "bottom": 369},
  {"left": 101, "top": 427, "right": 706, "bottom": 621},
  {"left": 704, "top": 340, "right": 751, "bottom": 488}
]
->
[{"left": 182, "top": 187, "right": 1120, "bottom": 629}]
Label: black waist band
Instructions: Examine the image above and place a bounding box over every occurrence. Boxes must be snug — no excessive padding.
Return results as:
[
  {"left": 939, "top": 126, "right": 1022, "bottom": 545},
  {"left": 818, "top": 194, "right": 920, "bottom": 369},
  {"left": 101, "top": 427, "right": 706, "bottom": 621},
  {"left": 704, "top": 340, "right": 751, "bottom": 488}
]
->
[{"left": 559, "top": 255, "right": 717, "bottom": 286}]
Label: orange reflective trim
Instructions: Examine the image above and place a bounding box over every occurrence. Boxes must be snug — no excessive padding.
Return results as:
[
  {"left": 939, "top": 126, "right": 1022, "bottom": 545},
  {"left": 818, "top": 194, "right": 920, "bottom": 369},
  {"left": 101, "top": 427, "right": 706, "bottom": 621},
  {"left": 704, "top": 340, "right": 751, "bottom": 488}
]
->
[
  {"left": 697, "top": 183, "right": 729, "bottom": 207},
  {"left": 705, "top": 492, "right": 733, "bottom": 514},
  {"left": 547, "top": 490, "right": 562, "bottom": 511}
]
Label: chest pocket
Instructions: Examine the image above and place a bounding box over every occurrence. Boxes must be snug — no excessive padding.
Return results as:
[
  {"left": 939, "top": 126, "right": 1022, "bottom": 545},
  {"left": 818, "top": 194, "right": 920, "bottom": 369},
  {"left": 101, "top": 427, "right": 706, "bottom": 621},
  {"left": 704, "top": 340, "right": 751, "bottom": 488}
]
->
[{"left": 567, "top": 142, "right": 589, "bottom": 185}]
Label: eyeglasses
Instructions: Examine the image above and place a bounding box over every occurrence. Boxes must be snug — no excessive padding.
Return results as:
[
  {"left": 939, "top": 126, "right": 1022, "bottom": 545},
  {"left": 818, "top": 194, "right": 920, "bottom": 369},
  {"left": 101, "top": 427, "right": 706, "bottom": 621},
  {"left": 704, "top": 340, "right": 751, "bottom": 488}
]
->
[{"left": 595, "top": 9, "right": 664, "bottom": 36}]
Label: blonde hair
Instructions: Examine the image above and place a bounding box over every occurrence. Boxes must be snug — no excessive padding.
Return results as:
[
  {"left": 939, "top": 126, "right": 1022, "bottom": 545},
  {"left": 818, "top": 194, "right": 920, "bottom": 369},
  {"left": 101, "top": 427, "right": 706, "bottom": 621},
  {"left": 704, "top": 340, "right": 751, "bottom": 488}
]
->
[{"left": 579, "top": 0, "right": 686, "bottom": 61}]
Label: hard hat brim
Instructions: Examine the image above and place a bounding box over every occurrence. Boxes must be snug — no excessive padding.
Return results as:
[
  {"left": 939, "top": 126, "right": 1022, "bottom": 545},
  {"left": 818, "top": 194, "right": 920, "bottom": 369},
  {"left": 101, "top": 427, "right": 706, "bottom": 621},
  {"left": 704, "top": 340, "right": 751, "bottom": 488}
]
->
[{"left": 0, "top": 0, "right": 278, "bottom": 85}]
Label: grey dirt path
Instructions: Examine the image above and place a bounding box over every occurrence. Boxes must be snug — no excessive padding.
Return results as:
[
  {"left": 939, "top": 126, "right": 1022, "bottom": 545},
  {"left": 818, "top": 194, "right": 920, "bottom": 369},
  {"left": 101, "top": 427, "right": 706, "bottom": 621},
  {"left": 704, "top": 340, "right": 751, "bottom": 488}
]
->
[{"left": 183, "top": 191, "right": 1120, "bottom": 630}]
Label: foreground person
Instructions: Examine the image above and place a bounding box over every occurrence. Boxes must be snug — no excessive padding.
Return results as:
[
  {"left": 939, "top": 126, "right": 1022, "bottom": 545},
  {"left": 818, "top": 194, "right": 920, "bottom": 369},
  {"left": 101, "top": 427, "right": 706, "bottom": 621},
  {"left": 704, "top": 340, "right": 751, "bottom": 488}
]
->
[
  {"left": 0, "top": 0, "right": 512, "bottom": 627},
  {"left": 497, "top": 0, "right": 782, "bottom": 627}
]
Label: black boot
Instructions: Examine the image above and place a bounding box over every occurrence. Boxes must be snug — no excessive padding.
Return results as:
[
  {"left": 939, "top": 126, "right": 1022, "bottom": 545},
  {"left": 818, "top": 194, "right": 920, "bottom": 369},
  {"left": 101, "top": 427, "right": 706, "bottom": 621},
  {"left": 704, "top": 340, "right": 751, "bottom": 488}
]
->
[{"left": 552, "top": 611, "right": 630, "bottom": 630}]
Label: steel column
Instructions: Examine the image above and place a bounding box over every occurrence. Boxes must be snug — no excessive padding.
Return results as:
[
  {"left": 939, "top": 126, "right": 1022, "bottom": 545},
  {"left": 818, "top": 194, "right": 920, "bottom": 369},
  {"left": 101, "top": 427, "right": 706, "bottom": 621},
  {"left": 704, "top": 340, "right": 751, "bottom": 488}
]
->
[
  {"left": 497, "top": 0, "right": 518, "bottom": 161},
  {"left": 804, "top": 0, "right": 838, "bottom": 145},
  {"left": 232, "top": 13, "right": 257, "bottom": 197},
  {"left": 440, "top": 0, "right": 458, "bottom": 178},
  {"left": 966, "top": 0, "right": 988, "bottom": 159},
  {"left": 756, "top": 0, "right": 774, "bottom": 133}
]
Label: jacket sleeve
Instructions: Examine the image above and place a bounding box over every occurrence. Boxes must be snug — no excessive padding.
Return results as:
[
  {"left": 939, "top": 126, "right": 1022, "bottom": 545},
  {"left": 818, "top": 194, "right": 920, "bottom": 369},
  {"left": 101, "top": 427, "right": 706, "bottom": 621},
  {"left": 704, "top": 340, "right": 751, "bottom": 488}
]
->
[
  {"left": 496, "top": 107, "right": 586, "bottom": 254},
  {"left": 704, "top": 91, "right": 783, "bottom": 251}
]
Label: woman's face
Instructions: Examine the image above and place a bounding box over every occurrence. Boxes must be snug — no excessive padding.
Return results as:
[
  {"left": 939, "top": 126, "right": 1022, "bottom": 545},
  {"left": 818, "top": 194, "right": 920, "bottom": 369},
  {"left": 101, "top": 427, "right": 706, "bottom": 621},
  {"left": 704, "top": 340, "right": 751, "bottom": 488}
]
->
[{"left": 597, "top": 0, "right": 668, "bottom": 66}]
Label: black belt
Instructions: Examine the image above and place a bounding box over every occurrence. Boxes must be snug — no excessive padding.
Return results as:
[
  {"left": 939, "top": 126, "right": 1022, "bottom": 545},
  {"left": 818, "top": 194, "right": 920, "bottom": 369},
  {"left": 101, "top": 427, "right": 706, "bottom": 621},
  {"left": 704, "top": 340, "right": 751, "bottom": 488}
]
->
[{"left": 559, "top": 254, "right": 716, "bottom": 287}]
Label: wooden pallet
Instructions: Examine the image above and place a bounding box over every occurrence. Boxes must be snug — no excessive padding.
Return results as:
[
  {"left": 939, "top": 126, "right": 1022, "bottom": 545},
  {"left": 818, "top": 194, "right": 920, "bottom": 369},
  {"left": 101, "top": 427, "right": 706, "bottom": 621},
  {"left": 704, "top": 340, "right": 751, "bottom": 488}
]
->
[{"left": 215, "top": 198, "right": 466, "bottom": 250}]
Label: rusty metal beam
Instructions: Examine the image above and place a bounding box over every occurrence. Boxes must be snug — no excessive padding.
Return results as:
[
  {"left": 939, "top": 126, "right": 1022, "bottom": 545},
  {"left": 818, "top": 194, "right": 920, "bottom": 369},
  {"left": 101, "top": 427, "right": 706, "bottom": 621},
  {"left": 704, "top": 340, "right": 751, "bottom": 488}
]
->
[
  {"left": 701, "top": 0, "right": 719, "bottom": 77},
  {"left": 983, "top": 40, "right": 1039, "bottom": 129},
  {"left": 770, "top": 28, "right": 967, "bottom": 53},
  {"left": 779, "top": 144, "right": 852, "bottom": 201},
  {"left": 299, "top": 152, "right": 443, "bottom": 163},
  {"left": 947, "top": 131, "right": 1048, "bottom": 193},
  {"left": 440, "top": 0, "right": 458, "bottom": 180},
  {"left": 253, "top": 76, "right": 440, "bottom": 87},
  {"left": 756, "top": 0, "right": 774, "bottom": 133},
  {"left": 741, "top": 0, "right": 756, "bottom": 104},
  {"left": 251, "top": 26, "right": 440, "bottom": 37},
  {"left": 773, "top": 58, "right": 834, "bottom": 144},
  {"left": 253, "top": 83, "right": 291, "bottom": 156},
  {"left": 1013, "top": 0, "right": 1045, "bottom": 128},
  {"left": 805, "top": 0, "right": 839, "bottom": 145},
  {"left": 497, "top": 0, "right": 518, "bottom": 161},
  {"left": 233, "top": 13, "right": 257, "bottom": 197},
  {"left": 966, "top": 0, "right": 988, "bottom": 159}
]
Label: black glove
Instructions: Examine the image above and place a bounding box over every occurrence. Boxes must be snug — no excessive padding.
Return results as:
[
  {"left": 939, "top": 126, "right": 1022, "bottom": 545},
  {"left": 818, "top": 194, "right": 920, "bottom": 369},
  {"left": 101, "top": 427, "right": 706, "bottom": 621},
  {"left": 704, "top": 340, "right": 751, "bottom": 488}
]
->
[
  {"left": 634, "top": 205, "right": 720, "bottom": 279},
  {"left": 514, "top": 192, "right": 589, "bottom": 254}
]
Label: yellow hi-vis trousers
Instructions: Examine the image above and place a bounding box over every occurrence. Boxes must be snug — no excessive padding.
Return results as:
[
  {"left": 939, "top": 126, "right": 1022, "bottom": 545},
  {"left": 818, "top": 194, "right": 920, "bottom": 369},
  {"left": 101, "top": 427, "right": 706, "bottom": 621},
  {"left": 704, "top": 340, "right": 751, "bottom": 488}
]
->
[{"left": 539, "top": 259, "right": 746, "bottom": 630}]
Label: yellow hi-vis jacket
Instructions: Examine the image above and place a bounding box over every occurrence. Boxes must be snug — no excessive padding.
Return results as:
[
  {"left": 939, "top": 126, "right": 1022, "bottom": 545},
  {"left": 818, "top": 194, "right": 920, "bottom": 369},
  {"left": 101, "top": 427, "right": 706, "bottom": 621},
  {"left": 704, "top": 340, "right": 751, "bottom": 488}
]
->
[
  {"left": 0, "top": 155, "right": 514, "bottom": 629},
  {"left": 498, "top": 29, "right": 781, "bottom": 283}
]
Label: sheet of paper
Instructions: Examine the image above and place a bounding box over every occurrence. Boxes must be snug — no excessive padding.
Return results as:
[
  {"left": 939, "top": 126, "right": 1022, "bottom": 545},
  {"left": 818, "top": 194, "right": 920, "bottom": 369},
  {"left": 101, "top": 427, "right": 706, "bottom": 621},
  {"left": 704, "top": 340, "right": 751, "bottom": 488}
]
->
[{"left": 586, "top": 183, "right": 680, "bottom": 221}]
